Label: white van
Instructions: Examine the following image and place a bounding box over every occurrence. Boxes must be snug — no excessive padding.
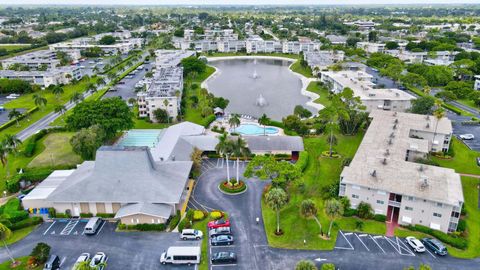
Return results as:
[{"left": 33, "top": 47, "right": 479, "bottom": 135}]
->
[
  {"left": 83, "top": 217, "right": 103, "bottom": 235},
  {"left": 160, "top": 246, "right": 201, "bottom": 265}
]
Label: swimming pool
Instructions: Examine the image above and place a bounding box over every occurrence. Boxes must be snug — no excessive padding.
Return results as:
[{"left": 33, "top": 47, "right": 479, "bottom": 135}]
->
[
  {"left": 117, "top": 129, "right": 163, "bottom": 148},
  {"left": 233, "top": 124, "right": 279, "bottom": 136}
]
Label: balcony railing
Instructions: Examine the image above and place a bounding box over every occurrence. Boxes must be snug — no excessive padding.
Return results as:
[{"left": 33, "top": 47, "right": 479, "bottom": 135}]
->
[{"left": 388, "top": 200, "right": 401, "bottom": 208}]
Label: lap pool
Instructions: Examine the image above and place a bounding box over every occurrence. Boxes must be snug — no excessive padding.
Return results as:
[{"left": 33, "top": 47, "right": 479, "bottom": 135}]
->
[
  {"left": 117, "top": 129, "right": 163, "bottom": 148},
  {"left": 233, "top": 124, "right": 279, "bottom": 136}
]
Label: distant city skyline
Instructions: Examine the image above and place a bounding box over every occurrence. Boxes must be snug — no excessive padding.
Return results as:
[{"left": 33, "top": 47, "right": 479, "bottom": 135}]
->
[{"left": 2, "top": 0, "right": 480, "bottom": 5}]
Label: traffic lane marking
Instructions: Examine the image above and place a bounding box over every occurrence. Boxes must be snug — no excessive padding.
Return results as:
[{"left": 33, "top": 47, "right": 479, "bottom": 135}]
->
[
  {"left": 354, "top": 233, "right": 370, "bottom": 251},
  {"left": 43, "top": 221, "right": 56, "bottom": 235}
]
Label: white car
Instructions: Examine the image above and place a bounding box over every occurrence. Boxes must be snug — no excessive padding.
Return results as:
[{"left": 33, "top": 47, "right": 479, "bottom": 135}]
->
[
  {"left": 406, "top": 236, "right": 426, "bottom": 253},
  {"left": 89, "top": 252, "right": 107, "bottom": 267},
  {"left": 460, "top": 134, "right": 475, "bottom": 140},
  {"left": 73, "top": 253, "right": 90, "bottom": 268},
  {"left": 180, "top": 229, "right": 203, "bottom": 240}
]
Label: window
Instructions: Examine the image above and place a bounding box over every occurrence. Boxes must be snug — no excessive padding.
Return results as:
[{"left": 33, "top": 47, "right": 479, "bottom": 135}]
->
[
  {"left": 352, "top": 194, "right": 359, "bottom": 199},
  {"left": 451, "top": 211, "right": 460, "bottom": 218},
  {"left": 376, "top": 200, "right": 384, "bottom": 205},
  {"left": 352, "top": 185, "right": 361, "bottom": 190},
  {"left": 407, "top": 196, "right": 414, "bottom": 201},
  {"left": 433, "top": 213, "right": 442, "bottom": 218},
  {"left": 405, "top": 206, "right": 413, "bottom": 211},
  {"left": 436, "top": 202, "right": 443, "bottom": 208},
  {"left": 377, "top": 190, "right": 386, "bottom": 195}
]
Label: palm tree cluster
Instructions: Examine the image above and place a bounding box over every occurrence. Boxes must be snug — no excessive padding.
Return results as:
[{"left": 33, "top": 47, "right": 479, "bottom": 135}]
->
[
  {"left": 0, "top": 134, "right": 22, "bottom": 177},
  {"left": 215, "top": 133, "right": 250, "bottom": 184}
]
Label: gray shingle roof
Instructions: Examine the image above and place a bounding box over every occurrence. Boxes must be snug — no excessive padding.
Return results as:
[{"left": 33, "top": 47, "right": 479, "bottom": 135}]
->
[
  {"left": 244, "top": 136, "right": 304, "bottom": 152},
  {"left": 114, "top": 203, "right": 172, "bottom": 219},
  {"left": 47, "top": 146, "right": 192, "bottom": 204}
]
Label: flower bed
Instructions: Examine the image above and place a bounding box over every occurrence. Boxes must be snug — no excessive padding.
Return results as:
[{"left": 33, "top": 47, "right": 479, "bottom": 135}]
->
[
  {"left": 321, "top": 150, "right": 341, "bottom": 158},
  {"left": 219, "top": 180, "right": 247, "bottom": 194}
]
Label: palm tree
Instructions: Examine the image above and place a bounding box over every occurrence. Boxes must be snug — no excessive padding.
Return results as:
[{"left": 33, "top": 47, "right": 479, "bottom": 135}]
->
[
  {"left": 229, "top": 114, "right": 241, "bottom": 133},
  {"left": 70, "top": 92, "right": 84, "bottom": 104},
  {"left": 51, "top": 86, "right": 64, "bottom": 100},
  {"left": 96, "top": 76, "right": 106, "bottom": 86},
  {"left": 163, "top": 99, "right": 170, "bottom": 123},
  {"left": 231, "top": 137, "right": 250, "bottom": 183},
  {"left": 258, "top": 114, "right": 270, "bottom": 136},
  {"left": 8, "top": 109, "right": 22, "bottom": 127},
  {"left": 88, "top": 84, "right": 97, "bottom": 93},
  {"left": 319, "top": 96, "right": 349, "bottom": 157},
  {"left": 2, "top": 134, "right": 21, "bottom": 176},
  {"left": 295, "top": 260, "right": 318, "bottom": 270},
  {"left": 32, "top": 94, "right": 47, "bottom": 109},
  {"left": 432, "top": 102, "right": 446, "bottom": 148},
  {"left": 107, "top": 72, "right": 116, "bottom": 81},
  {"left": 265, "top": 187, "right": 288, "bottom": 234},
  {"left": 0, "top": 223, "right": 15, "bottom": 264},
  {"left": 300, "top": 199, "right": 323, "bottom": 236},
  {"left": 128, "top": 98, "right": 136, "bottom": 106},
  {"left": 215, "top": 133, "right": 233, "bottom": 183},
  {"left": 54, "top": 104, "right": 66, "bottom": 118},
  {"left": 325, "top": 199, "right": 343, "bottom": 237}
]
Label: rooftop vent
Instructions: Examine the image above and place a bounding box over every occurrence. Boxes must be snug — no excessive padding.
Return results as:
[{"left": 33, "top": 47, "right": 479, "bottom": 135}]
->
[
  {"left": 393, "top": 124, "right": 397, "bottom": 130},
  {"left": 420, "top": 177, "right": 429, "bottom": 190},
  {"left": 388, "top": 138, "right": 393, "bottom": 145},
  {"left": 394, "top": 119, "right": 399, "bottom": 124},
  {"left": 393, "top": 112, "right": 397, "bottom": 116},
  {"left": 418, "top": 165, "right": 425, "bottom": 172},
  {"left": 426, "top": 123, "right": 430, "bottom": 128},
  {"left": 390, "top": 132, "right": 395, "bottom": 138},
  {"left": 426, "top": 115, "right": 430, "bottom": 120},
  {"left": 370, "top": 170, "right": 377, "bottom": 177},
  {"left": 395, "top": 93, "right": 400, "bottom": 97},
  {"left": 382, "top": 158, "right": 387, "bottom": 165},
  {"left": 384, "top": 149, "right": 390, "bottom": 156}
]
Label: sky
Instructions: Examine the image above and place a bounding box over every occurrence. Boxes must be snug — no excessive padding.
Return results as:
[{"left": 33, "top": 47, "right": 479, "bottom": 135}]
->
[{"left": 1, "top": 0, "right": 480, "bottom": 5}]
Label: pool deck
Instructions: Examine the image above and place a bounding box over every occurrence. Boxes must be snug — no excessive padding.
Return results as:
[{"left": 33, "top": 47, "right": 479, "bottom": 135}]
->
[{"left": 209, "top": 116, "right": 285, "bottom": 136}]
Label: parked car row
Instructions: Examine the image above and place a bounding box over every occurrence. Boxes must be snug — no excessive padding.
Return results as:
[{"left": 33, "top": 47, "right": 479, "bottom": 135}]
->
[
  {"left": 207, "top": 218, "right": 237, "bottom": 264},
  {"left": 405, "top": 236, "right": 448, "bottom": 256},
  {"left": 71, "top": 252, "right": 108, "bottom": 269}
]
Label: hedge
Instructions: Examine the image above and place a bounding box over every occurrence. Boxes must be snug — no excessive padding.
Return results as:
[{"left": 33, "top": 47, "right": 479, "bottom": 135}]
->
[
  {"left": 23, "top": 127, "right": 67, "bottom": 157},
  {"left": 126, "top": 223, "right": 166, "bottom": 231},
  {"left": 8, "top": 216, "right": 43, "bottom": 230},
  {"left": 80, "top": 213, "right": 94, "bottom": 218},
  {"left": 404, "top": 224, "right": 468, "bottom": 250},
  {"left": 6, "top": 168, "right": 56, "bottom": 193},
  {"left": 219, "top": 180, "right": 247, "bottom": 194},
  {"left": 373, "top": 214, "right": 387, "bottom": 222},
  {"left": 343, "top": 208, "right": 358, "bottom": 217},
  {"left": 202, "top": 114, "right": 216, "bottom": 128},
  {"left": 168, "top": 211, "right": 181, "bottom": 231},
  {"left": 96, "top": 213, "right": 115, "bottom": 218},
  {"left": 178, "top": 218, "right": 191, "bottom": 232},
  {"left": 0, "top": 106, "right": 39, "bottom": 132},
  {"left": 295, "top": 151, "right": 309, "bottom": 172}
]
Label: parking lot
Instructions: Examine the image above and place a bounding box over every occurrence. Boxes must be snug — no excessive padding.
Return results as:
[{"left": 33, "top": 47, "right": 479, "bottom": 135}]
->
[
  {"left": 334, "top": 231, "right": 441, "bottom": 259},
  {"left": 13, "top": 220, "right": 200, "bottom": 270},
  {"left": 103, "top": 61, "right": 152, "bottom": 101}
]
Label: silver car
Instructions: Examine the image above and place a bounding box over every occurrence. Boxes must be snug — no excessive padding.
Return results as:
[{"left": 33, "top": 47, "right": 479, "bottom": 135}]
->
[{"left": 406, "top": 236, "right": 426, "bottom": 253}]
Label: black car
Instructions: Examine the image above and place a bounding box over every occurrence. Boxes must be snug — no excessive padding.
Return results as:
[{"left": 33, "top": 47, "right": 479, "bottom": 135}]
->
[
  {"left": 211, "top": 252, "right": 237, "bottom": 264},
  {"left": 476, "top": 157, "right": 480, "bottom": 166},
  {"left": 211, "top": 235, "right": 234, "bottom": 246},
  {"left": 422, "top": 238, "right": 448, "bottom": 256},
  {"left": 209, "top": 227, "right": 232, "bottom": 238}
]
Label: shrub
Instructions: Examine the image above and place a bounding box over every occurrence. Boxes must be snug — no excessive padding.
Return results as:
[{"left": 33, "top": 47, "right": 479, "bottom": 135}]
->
[
  {"left": 219, "top": 180, "right": 247, "bottom": 193},
  {"left": 355, "top": 220, "right": 364, "bottom": 230},
  {"left": 96, "top": 213, "right": 115, "bottom": 218},
  {"left": 6, "top": 211, "right": 29, "bottom": 223},
  {"left": 357, "top": 202, "right": 374, "bottom": 219},
  {"left": 178, "top": 218, "right": 191, "bottom": 232},
  {"left": 48, "top": 208, "right": 56, "bottom": 219},
  {"left": 118, "top": 223, "right": 126, "bottom": 230},
  {"left": 127, "top": 223, "right": 166, "bottom": 231},
  {"left": 405, "top": 224, "right": 468, "bottom": 250},
  {"left": 295, "top": 151, "right": 309, "bottom": 172},
  {"left": 30, "top": 242, "right": 51, "bottom": 264},
  {"left": 343, "top": 208, "right": 357, "bottom": 217},
  {"left": 193, "top": 210, "right": 205, "bottom": 221},
  {"left": 55, "top": 213, "right": 70, "bottom": 219},
  {"left": 80, "top": 213, "right": 93, "bottom": 218},
  {"left": 374, "top": 214, "right": 387, "bottom": 222},
  {"left": 202, "top": 114, "right": 217, "bottom": 128},
  {"left": 210, "top": 211, "right": 223, "bottom": 220},
  {"left": 169, "top": 211, "right": 181, "bottom": 231},
  {"left": 321, "top": 263, "right": 336, "bottom": 270},
  {"left": 9, "top": 216, "right": 43, "bottom": 230},
  {"left": 457, "top": 219, "right": 466, "bottom": 232}
]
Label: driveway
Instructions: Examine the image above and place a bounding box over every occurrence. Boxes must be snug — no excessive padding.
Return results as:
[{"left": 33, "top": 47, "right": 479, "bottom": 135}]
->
[
  {"left": 190, "top": 159, "right": 480, "bottom": 270},
  {"left": 0, "top": 219, "right": 199, "bottom": 270}
]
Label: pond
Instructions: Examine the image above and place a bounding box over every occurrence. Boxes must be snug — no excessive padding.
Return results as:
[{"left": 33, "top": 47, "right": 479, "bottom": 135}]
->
[{"left": 205, "top": 58, "right": 316, "bottom": 120}]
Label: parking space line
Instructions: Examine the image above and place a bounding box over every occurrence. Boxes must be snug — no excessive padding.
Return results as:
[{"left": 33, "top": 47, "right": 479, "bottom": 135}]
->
[
  {"left": 369, "top": 235, "right": 386, "bottom": 254},
  {"left": 355, "top": 233, "right": 370, "bottom": 251},
  {"left": 334, "top": 231, "right": 354, "bottom": 250},
  {"left": 60, "top": 257, "right": 67, "bottom": 266},
  {"left": 211, "top": 264, "right": 238, "bottom": 267},
  {"left": 43, "top": 221, "right": 56, "bottom": 235},
  {"left": 383, "top": 236, "right": 415, "bottom": 257},
  {"left": 396, "top": 237, "right": 415, "bottom": 256},
  {"left": 425, "top": 248, "right": 437, "bottom": 259},
  {"left": 96, "top": 220, "right": 107, "bottom": 235}
]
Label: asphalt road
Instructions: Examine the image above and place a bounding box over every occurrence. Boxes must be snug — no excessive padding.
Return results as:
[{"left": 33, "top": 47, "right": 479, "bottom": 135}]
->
[
  {"left": 0, "top": 220, "right": 199, "bottom": 270},
  {"left": 189, "top": 159, "right": 480, "bottom": 270}
]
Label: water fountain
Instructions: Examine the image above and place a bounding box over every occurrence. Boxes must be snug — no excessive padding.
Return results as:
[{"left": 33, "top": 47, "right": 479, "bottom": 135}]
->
[
  {"left": 252, "top": 68, "right": 259, "bottom": 79},
  {"left": 255, "top": 94, "right": 268, "bottom": 107}
]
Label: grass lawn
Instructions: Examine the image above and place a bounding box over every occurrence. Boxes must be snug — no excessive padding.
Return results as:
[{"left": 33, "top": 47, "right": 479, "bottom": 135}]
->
[
  {"left": 4, "top": 225, "right": 38, "bottom": 246},
  {"left": 0, "top": 44, "right": 30, "bottom": 51},
  {"left": 0, "top": 256, "right": 41, "bottom": 270},
  {"left": 395, "top": 177, "right": 480, "bottom": 259},
  {"left": 28, "top": 132, "right": 82, "bottom": 168},
  {"left": 133, "top": 118, "right": 170, "bottom": 129},
  {"left": 263, "top": 132, "right": 388, "bottom": 250},
  {"left": 183, "top": 66, "right": 216, "bottom": 126},
  {"left": 306, "top": 81, "right": 332, "bottom": 108},
  {"left": 191, "top": 218, "right": 210, "bottom": 270},
  {"left": 458, "top": 99, "right": 479, "bottom": 113},
  {"left": 432, "top": 138, "right": 480, "bottom": 175},
  {"left": 290, "top": 60, "right": 314, "bottom": 78},
  {"left": 0, "top": 45, "right": 48, "bottom": 61}
]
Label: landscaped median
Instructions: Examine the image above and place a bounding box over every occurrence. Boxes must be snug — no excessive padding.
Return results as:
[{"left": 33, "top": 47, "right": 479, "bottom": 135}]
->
[{"left": 218, "top": 179, "right": 247, "bottom": 194}]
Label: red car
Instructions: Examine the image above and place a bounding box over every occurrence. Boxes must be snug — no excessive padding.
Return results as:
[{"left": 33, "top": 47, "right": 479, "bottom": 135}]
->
[{"left": 207, "top": 219, "right": 230, "bottom": 229}]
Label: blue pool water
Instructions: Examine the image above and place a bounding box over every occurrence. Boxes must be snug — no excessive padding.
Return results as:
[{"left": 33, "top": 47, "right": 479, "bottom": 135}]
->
[
  {"left": 117, "top": 129, "right": 163, "bottom": 148},
  {"left": 233, "top": 124, "right": 279, "bottom": 135}
]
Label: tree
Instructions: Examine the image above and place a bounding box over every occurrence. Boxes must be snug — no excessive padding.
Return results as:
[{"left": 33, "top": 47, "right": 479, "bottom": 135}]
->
[
  {"left": 181, "top": 56, "right": 206, "bottom": 77},
  {"left": 70, "top": 92, "right": 84, "bottom": 104},
  {"left": 410, "top": 96, "right": 435, "bottom": 115},
  {"left": 87, "top": 83, "right": 97, "bottom": 93},
  {"left": 70, "top": 125, "right": 106, "bottom": 160},
  {"left": 258, "top": 114, "right": 270, "bottom": 136},
  {"left": 444, "top": 81, "right": 473, "bottom": 99},
  {"left": 51, "top": 86, "right": 64, "bottom": 100},
  {"left": 325, "top": 199, "right": 343, "bottom": 237},
  {"left": 385, "top": 41, "right": 399, "bottom": 50},
  {"left": 96, "top": 77, "right": 106, "bottom": 86},
  {"left": 8, "top": 109, "right": 22, "bottom": 127},
  {"left": 3, "top": 134, "right": 21, "bottom": 156},
  {"left": 99, "top": 35, "right": 116, "bottom": 45},
  {"left": 153, "top": 108, "right": 169, "bottom": 123},
  {"left": 321, "top": 263, "right": 335, "bottom": 270},
  {"left": 228, "top": 114, "right": 240, "bottom": 133},
  {"left": 432, "top": 102, "right": 446, "bottom": 148},
  {"left": 400, "top": 73, "right": 427, "bottom": 89},
  {"left": 265, "top": 187, "right": 288, "bottom": 234},
  {"left": 32, "top": 94, "right": 47, "bottom": 109},
  {"left": 294, "top": 105, "right": 313, "bottom": 118},
  {"left": 54, "top": 105, "right": 67, "bottom": 121},
  {"left": 244, "top": 155, "right": 301, "bottom": 187},
  {"left": 231, "top": 137, "right": 250, "bottom": 183},
  {"left": 357, "top": 202, "right": 374, "bottom": 219},
  {"left": 66, "top": 97, "right": 134, "bottom": 139},
  {"left": 435, "top": 90, "right": 457, "bottom": 102},
  {"left": 300, "top": 199, "right": 323, "bottom": 235},
  {"left": 190, "top": 147, "right": 203, "bottom": 179},
  {"left": 368, "top": 31, "right": 378, "bottom": 42},
  {"left": 215, "top": 133, "right": 234, "bottom": 183},
  {"left": 295, "top": 260, "right": 318, "bottom": 270},
  {"left": 283, "top": 114, "right": 308, "bottom": 136},
  {"left": 212, "top": 97, "right": 229, "bottom": 109},
  {"left": 319, "top": 96, "right": 349, "bottom": 157},
  {"left": 0, "top": 223, "right": 14, "bottom": 264}
]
